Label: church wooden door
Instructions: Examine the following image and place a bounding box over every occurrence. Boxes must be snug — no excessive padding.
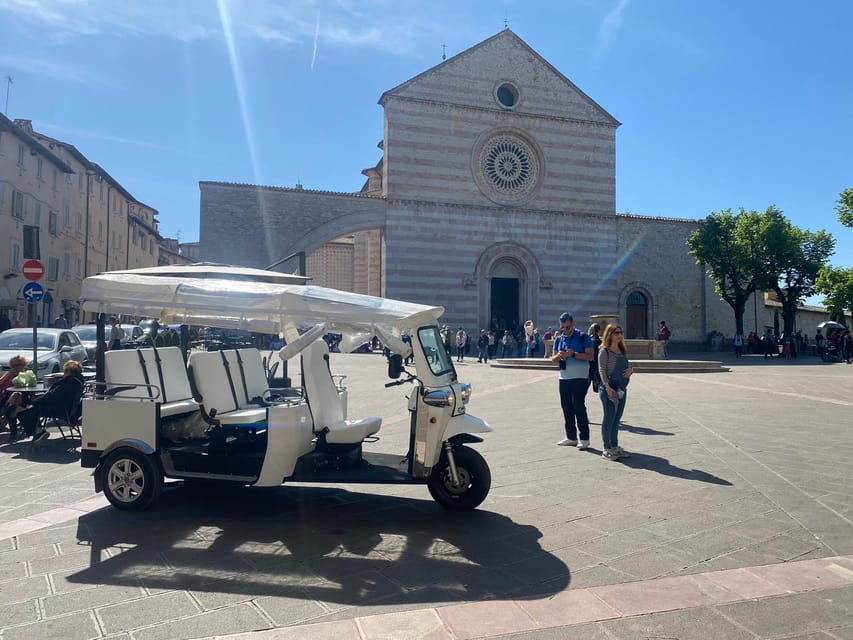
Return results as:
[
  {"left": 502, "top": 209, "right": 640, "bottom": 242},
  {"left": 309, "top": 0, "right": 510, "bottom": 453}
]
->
[{"left": 626, "top": 292, "right": 648, "bottom": 339}]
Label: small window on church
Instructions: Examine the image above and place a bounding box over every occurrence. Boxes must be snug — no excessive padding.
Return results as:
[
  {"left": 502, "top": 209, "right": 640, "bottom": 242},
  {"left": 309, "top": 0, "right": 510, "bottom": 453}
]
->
[{"left": 495, "top": 83, "right": 519, "bottom": 109}]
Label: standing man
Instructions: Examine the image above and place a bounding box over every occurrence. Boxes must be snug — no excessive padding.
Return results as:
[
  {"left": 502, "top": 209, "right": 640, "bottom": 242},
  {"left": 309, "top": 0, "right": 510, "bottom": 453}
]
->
[
  {"left": 54, "top": 313, "right": 69, "bottom": 329},
  {"left": 477, "top": 329, "right": 489, "bottom": 363},
  {"left": 656, "top": 320, "right": 671, "bottom": 359},
  {"left": 107, "top": 317, "right": 124, "bottom": 350},
  {"left": 552, "top": 312, "right": 595, "bottom": 450}
]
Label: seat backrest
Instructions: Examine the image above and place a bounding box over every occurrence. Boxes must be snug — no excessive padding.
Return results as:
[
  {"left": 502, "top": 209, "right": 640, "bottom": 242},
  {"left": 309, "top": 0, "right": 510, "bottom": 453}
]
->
[
  {"left": 105, "top": 347, "right": 192, "bottom": 402},
  {"left": 224, "top": 348, "right": 268, "bottom": 403},
  {"left": 301, "top": 339, "right": 345, "bottom": 429},
  {"left": 187, "top": 348, "right": 270, "bottom": 412},
  {"left": 187, "top": 350, "right": 240, "bottom": 413}
]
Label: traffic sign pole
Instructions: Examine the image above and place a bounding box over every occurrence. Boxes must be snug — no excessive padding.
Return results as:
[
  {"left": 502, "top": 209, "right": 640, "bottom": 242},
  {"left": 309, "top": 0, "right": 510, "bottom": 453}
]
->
[{"left": 20, "top": 267, "right": 45, "bottom": 376}]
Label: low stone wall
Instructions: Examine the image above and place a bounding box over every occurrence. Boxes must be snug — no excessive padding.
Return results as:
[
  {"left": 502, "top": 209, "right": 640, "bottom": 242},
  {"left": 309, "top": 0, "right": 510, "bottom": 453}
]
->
[{"left": 624, "top": 339, "right": 666, "bottom": 359}]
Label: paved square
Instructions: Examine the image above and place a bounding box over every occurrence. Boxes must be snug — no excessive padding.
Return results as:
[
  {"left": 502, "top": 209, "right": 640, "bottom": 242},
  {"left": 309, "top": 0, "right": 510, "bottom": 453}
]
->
[{"left": 0, "top": 351, "right": 851, "bottom": 638}]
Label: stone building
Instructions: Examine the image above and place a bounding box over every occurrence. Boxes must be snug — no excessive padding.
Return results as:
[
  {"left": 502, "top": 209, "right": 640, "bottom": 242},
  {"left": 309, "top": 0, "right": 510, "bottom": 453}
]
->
[
  {"left": 199, "top": 29, "right": 751, "bottom": 345},
  {"left": 0, "top": 115, "right": 161, "bottom": 325}
]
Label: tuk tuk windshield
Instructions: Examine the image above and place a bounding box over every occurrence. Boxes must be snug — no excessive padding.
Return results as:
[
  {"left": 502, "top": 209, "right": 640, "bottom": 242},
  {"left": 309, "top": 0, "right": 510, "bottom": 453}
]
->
[{"left": 418, "top": 326, "right": 456, "bottom": 379}]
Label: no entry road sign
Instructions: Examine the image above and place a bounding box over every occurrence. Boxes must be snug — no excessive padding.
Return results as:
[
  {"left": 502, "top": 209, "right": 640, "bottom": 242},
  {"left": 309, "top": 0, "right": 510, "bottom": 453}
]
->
[{"left": 22, "top": 259, "right": 45, "bottom": 281}]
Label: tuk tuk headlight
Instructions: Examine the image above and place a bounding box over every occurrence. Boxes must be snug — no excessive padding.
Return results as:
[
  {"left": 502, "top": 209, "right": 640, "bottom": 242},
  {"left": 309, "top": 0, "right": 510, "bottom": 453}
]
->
[
  {"left": 460, "top": 383, "right": 472, "bottom": 404},
  {"left": 422, "top": 387, "right": 454, "bottom": 408}
]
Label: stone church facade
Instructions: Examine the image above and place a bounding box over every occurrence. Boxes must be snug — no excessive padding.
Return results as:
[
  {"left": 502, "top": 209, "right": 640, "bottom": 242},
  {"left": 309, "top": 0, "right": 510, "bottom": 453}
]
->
[{"left": 200, "top": 30, "right": 737, "bottom": 345}]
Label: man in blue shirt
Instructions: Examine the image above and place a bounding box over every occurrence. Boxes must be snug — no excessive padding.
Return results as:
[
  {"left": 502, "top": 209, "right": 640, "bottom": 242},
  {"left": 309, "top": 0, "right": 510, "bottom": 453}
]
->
[{"left": 551, "top": 312, "right": 595, "bottom": 450}]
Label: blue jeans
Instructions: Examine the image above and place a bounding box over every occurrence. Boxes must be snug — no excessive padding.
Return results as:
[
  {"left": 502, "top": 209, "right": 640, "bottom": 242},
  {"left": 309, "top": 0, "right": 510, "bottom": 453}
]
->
[
  {"left": 478, "top": 347, "right": 488, "bottom": 362},
  {"left": 599, "top": 387, "right": 627, "bottom": 450},
  {"left": 559, "top": 378, "right": 590, "bottom": 441}
]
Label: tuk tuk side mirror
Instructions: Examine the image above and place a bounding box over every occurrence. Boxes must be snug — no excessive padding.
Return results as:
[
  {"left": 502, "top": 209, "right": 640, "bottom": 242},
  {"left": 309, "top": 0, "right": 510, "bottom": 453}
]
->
[{"left": 388, "top": 353, "right": 404, "bottom": 379}]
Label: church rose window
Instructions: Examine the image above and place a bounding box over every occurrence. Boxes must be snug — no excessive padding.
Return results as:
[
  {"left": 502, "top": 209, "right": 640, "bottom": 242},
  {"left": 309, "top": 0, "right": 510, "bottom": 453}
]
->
[{"left": 476, "top": 134, "right": 539, "bottom": 203}]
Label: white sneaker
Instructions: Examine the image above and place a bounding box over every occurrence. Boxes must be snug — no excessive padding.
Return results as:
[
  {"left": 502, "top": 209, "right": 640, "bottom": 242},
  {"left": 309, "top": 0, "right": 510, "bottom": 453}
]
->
[
  {"left": 576, "top": 440, "right": 589, "bottom": 450},
  {"left": 557, "top": 438, "right": 578, "bottom": 446}
]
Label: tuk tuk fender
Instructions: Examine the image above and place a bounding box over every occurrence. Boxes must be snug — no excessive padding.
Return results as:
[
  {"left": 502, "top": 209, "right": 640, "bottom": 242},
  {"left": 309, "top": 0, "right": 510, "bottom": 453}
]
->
[
  {"left": 444, "top": 413, "right": 492, "bottom": 440},
  {"left": 91, "top": 439, "right": 157, "bottom": 493}
]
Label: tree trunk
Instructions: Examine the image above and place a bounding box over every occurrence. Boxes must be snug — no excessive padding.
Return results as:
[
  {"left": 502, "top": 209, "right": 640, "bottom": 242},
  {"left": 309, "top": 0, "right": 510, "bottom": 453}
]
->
[
  {"left": 781, "top": 299, "right": 798, "bottom": 336},
  {"left": 734, "top": 309, "right": 744, "bottom": 335}
]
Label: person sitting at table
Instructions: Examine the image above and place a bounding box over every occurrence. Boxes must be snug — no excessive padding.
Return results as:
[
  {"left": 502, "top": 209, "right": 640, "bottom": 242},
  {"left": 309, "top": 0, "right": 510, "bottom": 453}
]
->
[
  {"left": 9, "top": 360, "right": 85, "bottom": 444},
  {"left": 0, "top": 355, "right": 29, "bottom": 436}
]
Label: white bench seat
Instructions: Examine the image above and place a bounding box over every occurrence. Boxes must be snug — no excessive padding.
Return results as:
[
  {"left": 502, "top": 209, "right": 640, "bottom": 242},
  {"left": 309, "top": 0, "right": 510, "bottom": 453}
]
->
[
  {"left": 105, "top": 347, "right": 199, "bottom": 418},
  {"left": 188, "top": 349, "right": 274, "bottom": 425}
]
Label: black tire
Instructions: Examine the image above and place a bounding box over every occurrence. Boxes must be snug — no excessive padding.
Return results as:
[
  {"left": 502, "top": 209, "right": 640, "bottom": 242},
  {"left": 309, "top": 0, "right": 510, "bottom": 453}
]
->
[
  {"left": 101, "top": 448, "right": 163, "bottom": 511},
  {"left": 428, "top": 445, "right": 491, "bottom": 510}
]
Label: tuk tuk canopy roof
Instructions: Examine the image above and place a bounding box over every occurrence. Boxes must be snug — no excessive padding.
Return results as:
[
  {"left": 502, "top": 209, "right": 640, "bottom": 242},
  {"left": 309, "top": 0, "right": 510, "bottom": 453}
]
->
[{"left": 80, "top": 273, "right": 443, "bottom": 340}]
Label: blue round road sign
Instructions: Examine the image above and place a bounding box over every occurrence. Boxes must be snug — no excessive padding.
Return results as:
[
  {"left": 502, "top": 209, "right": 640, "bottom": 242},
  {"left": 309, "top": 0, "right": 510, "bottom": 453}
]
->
[{"left": 22, "top": 281, "right": 45, "bottom": 304}]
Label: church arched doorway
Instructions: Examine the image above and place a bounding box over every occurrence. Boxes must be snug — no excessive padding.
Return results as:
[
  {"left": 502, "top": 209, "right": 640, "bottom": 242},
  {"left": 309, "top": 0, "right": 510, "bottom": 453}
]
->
[
  {"left": 489, "top": 259, "right": 522, "bottom": 332},
  {"left": 625, "top": 291, "right": 648, "bottom": 339}
]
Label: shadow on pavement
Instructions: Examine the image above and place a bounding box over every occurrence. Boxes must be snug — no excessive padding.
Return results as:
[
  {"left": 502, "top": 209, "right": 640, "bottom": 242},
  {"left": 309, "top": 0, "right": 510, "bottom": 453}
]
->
[
  {"left": 618, "top": 452, "right": 733, "bottom": 485},
  {"left": 620, "top": 422, "right": 673, "bottom": 436},
  {"left": 0, "top": 435, "right": 80, "bottom": 464},
  {"left": 67, "top": 484, "right": 570, "bottom": 607}
]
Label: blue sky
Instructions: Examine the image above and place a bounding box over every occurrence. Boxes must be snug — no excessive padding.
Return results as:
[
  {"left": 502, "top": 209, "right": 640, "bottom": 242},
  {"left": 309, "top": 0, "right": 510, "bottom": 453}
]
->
[{"left": 2, "top": 0, "right": 851, "bottom": 276}]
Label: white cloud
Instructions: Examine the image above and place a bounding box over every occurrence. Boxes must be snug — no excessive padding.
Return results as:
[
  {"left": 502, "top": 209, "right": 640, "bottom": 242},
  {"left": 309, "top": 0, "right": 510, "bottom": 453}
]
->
[
  {"left": 595, "top": 0, "right": 631, "bottom": 59},
  {"left": 0, "top": 0, "right": 437, "bottom": 55}
]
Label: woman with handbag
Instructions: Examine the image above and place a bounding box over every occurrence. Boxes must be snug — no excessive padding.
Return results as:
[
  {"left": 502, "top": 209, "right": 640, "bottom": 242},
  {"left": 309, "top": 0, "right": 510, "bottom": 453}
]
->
[{"left": 597, "top": 325, "right": 634, "bottom": 461}]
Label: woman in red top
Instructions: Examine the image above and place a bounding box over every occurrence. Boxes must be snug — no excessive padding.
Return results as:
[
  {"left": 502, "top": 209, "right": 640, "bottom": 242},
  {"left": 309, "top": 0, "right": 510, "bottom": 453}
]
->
[{"left": 1, "top": 355, "right": 29, "bottom": 435}]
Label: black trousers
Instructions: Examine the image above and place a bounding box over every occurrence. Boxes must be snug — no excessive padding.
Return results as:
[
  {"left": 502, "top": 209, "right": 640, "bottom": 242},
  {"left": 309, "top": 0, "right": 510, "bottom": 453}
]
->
[{"left": 559, "top": 377, "right": 590, "bottom": 441}]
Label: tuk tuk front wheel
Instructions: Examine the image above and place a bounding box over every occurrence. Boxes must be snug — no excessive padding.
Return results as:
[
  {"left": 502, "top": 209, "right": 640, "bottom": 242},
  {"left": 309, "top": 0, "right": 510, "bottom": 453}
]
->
[
  {"left": 428, "top": 445, "right": 491, "bottom": 510},
  {"left": 101, "top": 448, "right": 163, "bottom": 511}
]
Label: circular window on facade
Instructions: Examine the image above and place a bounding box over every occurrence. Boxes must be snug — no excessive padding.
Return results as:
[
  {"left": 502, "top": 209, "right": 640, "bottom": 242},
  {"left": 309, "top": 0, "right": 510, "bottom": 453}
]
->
[
  {"left": 474, "top": 132, "right": 540, "bottom": 204},
  {"left": 495, "top": 82, "right": 519, "bottom": 109}
]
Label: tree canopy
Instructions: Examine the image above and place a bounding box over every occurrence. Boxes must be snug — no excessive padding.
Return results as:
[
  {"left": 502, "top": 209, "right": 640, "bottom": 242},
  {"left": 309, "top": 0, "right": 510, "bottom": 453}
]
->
[
  {"left": 815, "top": 266, "right": 853, "bottom": 322},
  {"left": 687, "top": 208, "right": 762, "bottom": 335},
  {"left": 689, "top": 206, "right": 834, "bottom": 336},
  {"left": 837, "top": 187, "right": 853, "bottom": 227}
]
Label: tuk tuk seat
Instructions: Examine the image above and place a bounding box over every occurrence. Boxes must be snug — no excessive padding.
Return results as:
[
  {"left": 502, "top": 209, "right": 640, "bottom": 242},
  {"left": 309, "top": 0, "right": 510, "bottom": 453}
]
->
[
  {"left": 187, "top": 350, "right": 268, "bottom": 424},
  {"left": 104, "top": 347, "right": 199, "bottom": 418},
  {"left": 301, "top": 339, "right": 381, "bottom": 444}
]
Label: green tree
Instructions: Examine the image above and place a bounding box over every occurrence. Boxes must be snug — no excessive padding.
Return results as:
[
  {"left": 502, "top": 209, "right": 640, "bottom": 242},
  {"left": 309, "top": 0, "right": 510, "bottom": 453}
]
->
[
  {"left": 815, "top": 266, "right": 853, "bottom": 324},
  {"left": 837, "top": 187, "right": 853, "bottom": 227},
  {"left": 687, "top": 209, "right": 763, "bottom": 335},
  {"left": 755, "top": 206, "right": 835, "bottom": 336}
]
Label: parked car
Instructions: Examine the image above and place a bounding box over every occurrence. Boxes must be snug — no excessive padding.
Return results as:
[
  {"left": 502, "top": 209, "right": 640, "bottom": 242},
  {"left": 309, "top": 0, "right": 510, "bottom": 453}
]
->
[
  {"left": 71, "top": 325, "right": 99, "bottom": 362},
  {"left": 73, "top": 324, "right": 141, "bottom": 358},
  {"left": 0, "top": 328, "right": 88, "bottom": 377}
]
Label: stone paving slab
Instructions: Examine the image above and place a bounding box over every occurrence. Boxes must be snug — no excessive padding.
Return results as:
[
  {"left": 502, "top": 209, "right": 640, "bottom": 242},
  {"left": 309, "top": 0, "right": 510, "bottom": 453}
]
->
[{"left": 0, "top": 351, "right": 852, "bottom": 638}]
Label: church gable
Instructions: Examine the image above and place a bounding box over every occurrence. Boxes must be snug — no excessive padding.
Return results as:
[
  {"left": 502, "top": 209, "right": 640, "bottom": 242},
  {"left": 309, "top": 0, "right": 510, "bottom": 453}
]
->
[{"left": 381, "top": 30, "right": 619, "bottom": 127}]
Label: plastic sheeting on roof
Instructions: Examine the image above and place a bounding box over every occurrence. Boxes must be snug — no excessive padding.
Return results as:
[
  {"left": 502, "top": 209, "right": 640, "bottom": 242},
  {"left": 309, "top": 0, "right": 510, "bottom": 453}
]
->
[{"left": 80, "top": 273, "right": 442, "bottom": 348}]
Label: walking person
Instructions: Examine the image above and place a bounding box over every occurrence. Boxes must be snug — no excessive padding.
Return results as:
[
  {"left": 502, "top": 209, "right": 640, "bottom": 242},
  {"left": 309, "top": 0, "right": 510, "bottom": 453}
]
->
[
  {"left": 733, "top": 332, "right": 744, "bottom": 358},
  {"left": 455, "top": 327, "right": 466, "bottom": 362},
  {"left": 543, "top": 327, "right": 554, "bottom": 358},
  {"left": 501, "top": 330, "right": 514, "bottom": 358},
  {"left": 656, "top": 320, "right": 671, "bottom": 359},
  {"left": 598, "top": 325, "right": 634, "bottom": 461},
  {"left": 588, "top": 323, "right": 602, "bottom": 392},
  {"left": 552, "top": 312, "right": 595, "bottom": 450},
  {"left": 477, "top": 329, "right": 489, "bottom": 363}
]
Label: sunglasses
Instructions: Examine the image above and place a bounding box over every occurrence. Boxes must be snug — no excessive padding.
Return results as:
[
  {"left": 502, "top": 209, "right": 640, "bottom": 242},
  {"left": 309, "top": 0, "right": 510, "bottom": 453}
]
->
[{"left": 613, "top": 330, "right": 623, "bottom": 335}]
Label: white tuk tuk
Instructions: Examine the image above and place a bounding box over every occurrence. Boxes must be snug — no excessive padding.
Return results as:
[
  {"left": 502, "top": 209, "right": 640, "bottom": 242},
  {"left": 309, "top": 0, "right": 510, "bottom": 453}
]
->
[{"left": 79, "top": 273, "right": 492, "bottom": 511}]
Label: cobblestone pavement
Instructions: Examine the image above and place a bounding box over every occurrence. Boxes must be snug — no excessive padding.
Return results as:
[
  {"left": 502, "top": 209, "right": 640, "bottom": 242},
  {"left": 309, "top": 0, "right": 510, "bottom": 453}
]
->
[{"left": 0, "top": 350, "right": 851, "bottom": 639}]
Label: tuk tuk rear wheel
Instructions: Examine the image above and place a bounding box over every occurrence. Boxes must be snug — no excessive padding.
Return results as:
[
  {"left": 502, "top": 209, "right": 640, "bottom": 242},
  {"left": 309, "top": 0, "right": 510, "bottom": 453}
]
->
[
  {"left": 428, "top": 445, "right": 490, "bottom": 510},
  {"left": 101, "top": 448, "right": 163, "bottom": 511}
]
